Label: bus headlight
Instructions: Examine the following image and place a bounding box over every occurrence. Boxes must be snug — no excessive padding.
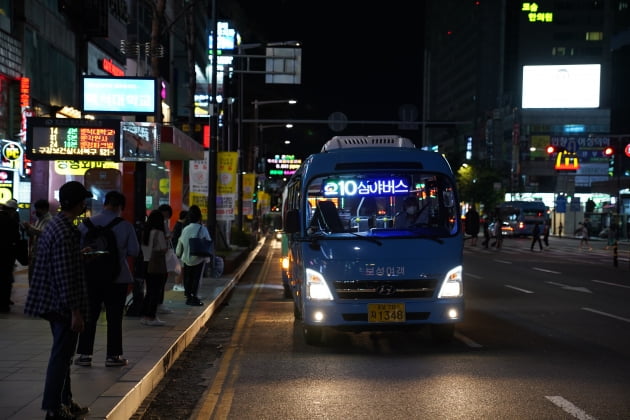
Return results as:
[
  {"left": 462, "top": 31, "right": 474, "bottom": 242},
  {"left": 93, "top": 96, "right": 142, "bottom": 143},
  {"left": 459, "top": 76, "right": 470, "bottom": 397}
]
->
[
  {"left": 305, "top": 268, "right": 334, "bottom": 300},
  {"left": 438, "top": 265, "right": 463, "bottom": 298}
]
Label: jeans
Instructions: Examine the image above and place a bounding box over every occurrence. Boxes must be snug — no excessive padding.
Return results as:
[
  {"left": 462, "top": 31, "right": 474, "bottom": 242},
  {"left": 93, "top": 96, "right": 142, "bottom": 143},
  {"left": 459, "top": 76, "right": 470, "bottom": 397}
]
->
[
  {"left": 141, "top": 260, "right": 167, "bottom": 317},
  {"left": 76, "top": 281, "right": 128, "bottom": 357},
  {"left": 42, "top": 319, "right": 78, "bottom": 411}
]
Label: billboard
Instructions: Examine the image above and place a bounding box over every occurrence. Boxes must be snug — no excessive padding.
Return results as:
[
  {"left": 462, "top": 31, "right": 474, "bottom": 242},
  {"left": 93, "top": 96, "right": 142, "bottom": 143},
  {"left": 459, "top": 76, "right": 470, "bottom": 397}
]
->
[
  {"left": 26, "top": 118, "right": 120, "bottom": 161},
  {"left": 82, "top": 76, "right": 157, "bottom": 114},
  {"left": 522, "top": 64, "right": 600, "bottom": 109}
]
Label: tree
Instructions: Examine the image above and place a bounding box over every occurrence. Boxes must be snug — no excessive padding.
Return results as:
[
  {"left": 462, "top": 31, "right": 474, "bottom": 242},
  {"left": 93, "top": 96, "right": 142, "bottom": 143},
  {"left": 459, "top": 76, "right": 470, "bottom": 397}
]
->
[{"left": 456, "top": 162, "right": 504, "bottom": 214}]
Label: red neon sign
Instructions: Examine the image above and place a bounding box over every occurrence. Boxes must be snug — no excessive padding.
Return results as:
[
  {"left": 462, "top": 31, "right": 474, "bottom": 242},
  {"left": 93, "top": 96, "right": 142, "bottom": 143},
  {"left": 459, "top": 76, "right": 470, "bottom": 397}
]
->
[{"left": 99, "top": 58, "right": 125, "bottom": 77}]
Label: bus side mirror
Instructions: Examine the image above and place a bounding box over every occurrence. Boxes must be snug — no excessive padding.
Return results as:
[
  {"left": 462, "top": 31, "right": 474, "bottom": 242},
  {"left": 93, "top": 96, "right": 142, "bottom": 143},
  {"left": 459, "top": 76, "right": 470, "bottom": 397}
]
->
[{"left": 285, "top": 209, "right": 300, "bottom": 234}]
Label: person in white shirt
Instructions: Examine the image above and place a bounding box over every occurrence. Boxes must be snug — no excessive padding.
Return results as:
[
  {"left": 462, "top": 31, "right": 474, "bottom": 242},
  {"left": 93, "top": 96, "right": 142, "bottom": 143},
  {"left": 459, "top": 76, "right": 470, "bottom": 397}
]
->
[{"left": 175, "top": 205, "right": 211, "bottom": 306}]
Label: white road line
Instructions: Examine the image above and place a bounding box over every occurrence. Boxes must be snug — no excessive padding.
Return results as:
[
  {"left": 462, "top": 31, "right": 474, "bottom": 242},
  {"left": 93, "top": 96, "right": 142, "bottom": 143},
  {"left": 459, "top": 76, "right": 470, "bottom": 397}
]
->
[
  {"left": 494, "top": 259, "right": 512, "bottom": 264},
  {"left": 592, "top": 279, "right": 630, "bottom": 289},
  {"left": 545, "top": 396, "right": 597, "bottom": 420},
  {"left": 582, "top": 307, "right": 630, "bottom": 323},
  {"left": 454, "top": 331, "right": 483, "bottom": 348},
  {"left": 505, "top": 285, "right": 534, "bottom": 294},
  {"left": 466, "top": 273, "right": 483, "bottom": 279},
  {"left": 533, "top": 267, "right": 561, "bottom": 274}
]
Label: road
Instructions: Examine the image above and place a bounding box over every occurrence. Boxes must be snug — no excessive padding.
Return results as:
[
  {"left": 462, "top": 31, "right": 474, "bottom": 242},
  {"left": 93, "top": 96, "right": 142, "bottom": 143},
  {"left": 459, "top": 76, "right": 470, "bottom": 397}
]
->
[{"left": 136, "top": 236, "right": 630, "bottom": 420}]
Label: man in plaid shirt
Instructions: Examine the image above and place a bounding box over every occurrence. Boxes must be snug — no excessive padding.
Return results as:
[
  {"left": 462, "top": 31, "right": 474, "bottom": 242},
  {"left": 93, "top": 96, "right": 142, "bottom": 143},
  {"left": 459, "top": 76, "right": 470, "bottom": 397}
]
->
[{"left": 25, "top": 181, "right": 92, "bottom": 420}]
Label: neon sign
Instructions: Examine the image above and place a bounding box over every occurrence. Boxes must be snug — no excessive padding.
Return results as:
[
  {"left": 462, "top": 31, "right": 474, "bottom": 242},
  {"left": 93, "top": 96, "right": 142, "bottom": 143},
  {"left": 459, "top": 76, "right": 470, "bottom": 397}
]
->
[
  {"left": 522, "top": 3, "right": 553, "bottom": 23},
  {"left": 322, "top": 177, "right": 410, "bottom": 197}
]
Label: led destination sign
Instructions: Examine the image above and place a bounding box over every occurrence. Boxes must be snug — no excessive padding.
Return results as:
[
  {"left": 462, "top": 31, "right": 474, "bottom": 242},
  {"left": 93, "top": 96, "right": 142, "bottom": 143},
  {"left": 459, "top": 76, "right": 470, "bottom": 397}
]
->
[
  {"left": 26, "top": 118, "right": 120, "bottom": 161},
  {"left": 322, "top": 177, "right": 410, "bottom": 197}
]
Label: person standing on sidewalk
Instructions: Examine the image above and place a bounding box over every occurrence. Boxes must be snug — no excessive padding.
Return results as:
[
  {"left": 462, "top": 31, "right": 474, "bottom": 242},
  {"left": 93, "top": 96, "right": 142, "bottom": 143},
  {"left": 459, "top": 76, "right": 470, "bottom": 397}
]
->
[
  {"left": 176, "top": 205, "right": 210, "bottom": 306},
  {"left": 22, "top": 199, "right": 53, "bottom": 283},
  {"left": 24, "top": 181, "right": 92, "bottom": 420},
  {"left": 75, "top": 191, "right": 139, "bottom": 368},
  {"left": 170, "top": 210, "right": 188, "bottom": 292},
  {"left": 139, "top": 209, "right": 169, "bottom": 326},
  {"left": 0, "top": 199, "right": 20, "bottom": 313}
]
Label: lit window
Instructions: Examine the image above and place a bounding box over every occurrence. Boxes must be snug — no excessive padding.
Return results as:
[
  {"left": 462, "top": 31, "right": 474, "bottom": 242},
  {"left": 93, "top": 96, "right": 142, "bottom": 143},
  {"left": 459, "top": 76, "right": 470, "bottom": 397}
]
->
[{"left": 585, "top": 32, "right": 603, "bottom": 41}]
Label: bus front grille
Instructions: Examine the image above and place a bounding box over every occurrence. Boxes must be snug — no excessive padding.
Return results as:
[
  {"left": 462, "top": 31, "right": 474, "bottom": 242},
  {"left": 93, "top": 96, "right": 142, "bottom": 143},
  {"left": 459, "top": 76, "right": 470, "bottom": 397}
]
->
[{"left": 334, "top": 279, "right": 437, "bottom": 300}]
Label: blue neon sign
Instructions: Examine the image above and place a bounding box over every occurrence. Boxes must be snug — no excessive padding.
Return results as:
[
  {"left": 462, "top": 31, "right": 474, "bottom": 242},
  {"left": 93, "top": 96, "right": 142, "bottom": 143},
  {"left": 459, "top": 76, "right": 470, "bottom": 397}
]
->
[{"left": 322, "top": 177, "right": 410, "bottom": 197}]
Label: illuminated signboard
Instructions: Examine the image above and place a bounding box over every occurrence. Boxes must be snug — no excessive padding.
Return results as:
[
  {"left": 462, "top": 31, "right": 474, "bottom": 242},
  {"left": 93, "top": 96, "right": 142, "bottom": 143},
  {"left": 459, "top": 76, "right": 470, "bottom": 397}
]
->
[
  {"left": 26, "top": 118, "right": 120, "bottom": 161},
  {"left": 267, "top": 154, "right": 301, "bottom": 176},
  {"left": 82, "top": 76, "right": 157, "bottom": 114},
  {"left": 120, "top": 121, "right": 159, "bottom": 162},
  {"left": 521, "top": 2, "right": 553, "bottom": 23},
  {"left": 522, "top": 65, "right": 601, "bottom": 109},
  {"left": 322, "top": 177, "right": 410, "bottom": 197},
  {"left": 554, "top": 151, "right": 579, "bottom": 171}
]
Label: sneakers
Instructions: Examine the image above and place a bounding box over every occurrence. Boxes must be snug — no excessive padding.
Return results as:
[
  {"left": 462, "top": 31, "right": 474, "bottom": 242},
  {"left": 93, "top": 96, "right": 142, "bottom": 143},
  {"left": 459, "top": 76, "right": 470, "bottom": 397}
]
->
[
  {"left": 157, "top": 305, "right": 174, "bottom": 314},
  {"left": 140, "top": 317, "right": 166, "bottom": 326},
  {"left": 67, "top": 400, "right": 90, "bottom": 417},
  {"left": 74, "top": 355, "right": 92, "bottom": 367},
  {"left": 172, "top": 284, "right": 185, "bottom": 292},
  {"left": 45, "top": 405, "right": 75, "bottom": 420},
  {"left": 105, "top": 355, "right": 128, "bottom": 367},
  {"left": 186, "top": 297, "right": 204, "bottom": 306}
]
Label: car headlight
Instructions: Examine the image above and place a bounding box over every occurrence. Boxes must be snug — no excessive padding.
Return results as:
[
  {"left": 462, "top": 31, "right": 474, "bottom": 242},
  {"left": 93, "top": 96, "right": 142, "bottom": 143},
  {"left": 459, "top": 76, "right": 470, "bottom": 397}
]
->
[
  {"left": 437, "top": 265, "right": 463, "bottom": 298},
  {"left": 305, "top": 268, "right": 334, "bottom": 300}
]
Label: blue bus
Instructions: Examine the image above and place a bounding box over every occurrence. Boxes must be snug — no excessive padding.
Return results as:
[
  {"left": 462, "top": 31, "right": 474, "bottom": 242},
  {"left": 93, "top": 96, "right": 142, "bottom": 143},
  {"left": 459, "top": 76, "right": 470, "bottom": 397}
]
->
[{"left": 283, "top": 135, "right": 464, "bottom": 345}]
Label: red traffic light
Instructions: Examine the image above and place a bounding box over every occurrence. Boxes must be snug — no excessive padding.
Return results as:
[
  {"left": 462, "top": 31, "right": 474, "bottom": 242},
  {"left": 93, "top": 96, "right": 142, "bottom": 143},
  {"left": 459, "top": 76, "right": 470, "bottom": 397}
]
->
[
  {"left": 604, "top": 146, "right": 614, "bottom": 156},
  {"left": 546, "top": 145, "right": 556, "bottom": 154}
]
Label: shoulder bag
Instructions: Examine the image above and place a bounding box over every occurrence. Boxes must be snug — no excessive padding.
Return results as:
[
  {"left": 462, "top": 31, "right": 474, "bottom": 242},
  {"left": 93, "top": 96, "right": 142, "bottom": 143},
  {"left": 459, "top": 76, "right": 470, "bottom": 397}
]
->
[{"left": 189, "top": 225, "right": 213, "bottom": 257}]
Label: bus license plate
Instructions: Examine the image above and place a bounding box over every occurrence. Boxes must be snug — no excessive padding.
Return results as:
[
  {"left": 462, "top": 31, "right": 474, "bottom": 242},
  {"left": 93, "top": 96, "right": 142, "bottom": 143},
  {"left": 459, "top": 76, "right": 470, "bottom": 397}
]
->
[{"left": 368, "top": 303, "right": 406, "bottom": 323}]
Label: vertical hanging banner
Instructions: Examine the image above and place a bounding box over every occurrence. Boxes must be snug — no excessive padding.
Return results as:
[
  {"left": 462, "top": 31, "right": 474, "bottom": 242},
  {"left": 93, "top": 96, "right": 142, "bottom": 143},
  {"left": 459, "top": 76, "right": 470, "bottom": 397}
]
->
[
  {"left": 217, "top": 151, "right": 238, "bottom": 221},
  {"left": 242, "top": 173, "right": 255, "bottom": 219},
  {"left": 189, "top": 151, "right": 209, "bottom": 220}
]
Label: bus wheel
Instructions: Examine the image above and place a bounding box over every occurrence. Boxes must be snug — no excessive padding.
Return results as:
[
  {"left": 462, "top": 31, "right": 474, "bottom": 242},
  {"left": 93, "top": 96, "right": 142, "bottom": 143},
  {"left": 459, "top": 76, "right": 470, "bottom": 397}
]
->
[
  {"left": 430, "top": 324, "right": 455, "bottom": 344},
  {"left": 303, "top": 325, "right": 323, "bottom": 346}
]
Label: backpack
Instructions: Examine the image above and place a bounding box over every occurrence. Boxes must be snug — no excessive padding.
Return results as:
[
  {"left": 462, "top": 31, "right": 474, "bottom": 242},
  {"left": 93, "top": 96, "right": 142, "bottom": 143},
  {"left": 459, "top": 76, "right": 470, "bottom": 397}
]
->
[{"left": 83, "top": 217, "right": 123, "bottom": 281}]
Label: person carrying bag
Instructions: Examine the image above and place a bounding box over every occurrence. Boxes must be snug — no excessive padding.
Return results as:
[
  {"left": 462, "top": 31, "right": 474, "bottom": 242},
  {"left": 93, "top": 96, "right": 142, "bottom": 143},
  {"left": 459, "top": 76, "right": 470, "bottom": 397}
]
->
[
  {"left": 140, "top": 210, "right": 168, "bottom": 326},
  {"left": 175, "top": 205, "right": 211, "bottom": 306}
]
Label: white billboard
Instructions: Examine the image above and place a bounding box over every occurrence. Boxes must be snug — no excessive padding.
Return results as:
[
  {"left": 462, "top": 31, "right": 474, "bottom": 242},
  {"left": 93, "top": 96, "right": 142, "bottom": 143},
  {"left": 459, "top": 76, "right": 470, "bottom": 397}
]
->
[{"left": 522, "top": 64, "right": 600, "bottom": 109}]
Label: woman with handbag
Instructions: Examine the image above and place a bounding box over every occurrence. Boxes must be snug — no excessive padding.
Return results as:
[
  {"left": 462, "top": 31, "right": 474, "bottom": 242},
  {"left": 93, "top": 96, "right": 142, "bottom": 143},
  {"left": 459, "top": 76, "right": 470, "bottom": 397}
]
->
[
  {"left": 175, "top": 205, "right": 211, "bottom": 306},
  {"left": 140, "top": 210, "right": 169, "bottom": 326}
]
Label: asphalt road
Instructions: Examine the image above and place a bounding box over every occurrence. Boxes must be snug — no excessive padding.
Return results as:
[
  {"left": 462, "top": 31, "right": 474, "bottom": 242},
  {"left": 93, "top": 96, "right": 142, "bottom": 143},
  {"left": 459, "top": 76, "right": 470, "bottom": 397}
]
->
[{"left": 137, "top": 236, "right": 630, "bottom": 420}]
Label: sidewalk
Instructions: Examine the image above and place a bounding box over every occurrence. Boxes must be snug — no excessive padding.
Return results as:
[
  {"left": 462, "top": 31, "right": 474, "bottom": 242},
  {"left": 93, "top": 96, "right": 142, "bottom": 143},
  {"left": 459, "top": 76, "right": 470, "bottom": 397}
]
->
[{"left": 0, "top": 240, "right": 263, "bottom": 420}]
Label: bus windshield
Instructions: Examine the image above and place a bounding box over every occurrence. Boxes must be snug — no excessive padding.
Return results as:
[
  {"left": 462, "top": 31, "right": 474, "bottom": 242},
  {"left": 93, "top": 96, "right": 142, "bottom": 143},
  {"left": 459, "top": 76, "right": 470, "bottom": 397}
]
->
[{"left": 305, "top": 172, "right": 459, "bottom": 237}]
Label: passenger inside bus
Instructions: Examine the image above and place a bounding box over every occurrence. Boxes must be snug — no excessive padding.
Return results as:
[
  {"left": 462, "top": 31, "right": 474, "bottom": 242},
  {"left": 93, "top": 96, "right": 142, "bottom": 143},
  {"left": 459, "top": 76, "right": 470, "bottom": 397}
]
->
[{"left": 394, "top": 196, "right": 429, "bottom": 228}]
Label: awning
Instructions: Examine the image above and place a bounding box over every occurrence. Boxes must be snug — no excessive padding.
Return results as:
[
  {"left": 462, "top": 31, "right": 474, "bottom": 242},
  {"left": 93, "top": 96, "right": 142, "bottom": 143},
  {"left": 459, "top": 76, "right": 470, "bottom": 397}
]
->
[{"left": 160, "top": 126, "right": 204, "bottom": 161}]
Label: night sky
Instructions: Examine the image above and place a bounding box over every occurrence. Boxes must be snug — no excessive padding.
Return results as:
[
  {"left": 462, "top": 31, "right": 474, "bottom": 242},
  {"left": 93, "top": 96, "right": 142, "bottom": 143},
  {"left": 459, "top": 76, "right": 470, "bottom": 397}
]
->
[{"left": 229, "top": 1, "right": 426, "bottom": 154}]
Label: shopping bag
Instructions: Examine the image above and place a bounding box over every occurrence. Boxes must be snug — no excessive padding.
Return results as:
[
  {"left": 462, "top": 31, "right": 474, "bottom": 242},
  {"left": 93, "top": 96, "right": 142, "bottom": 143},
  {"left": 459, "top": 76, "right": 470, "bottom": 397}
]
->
[
  {"left": 189, "top": 237, "right": 213, "bottom": 257},
  {"left": 165, "top": 247, "right": 181, "bottom": 274}
]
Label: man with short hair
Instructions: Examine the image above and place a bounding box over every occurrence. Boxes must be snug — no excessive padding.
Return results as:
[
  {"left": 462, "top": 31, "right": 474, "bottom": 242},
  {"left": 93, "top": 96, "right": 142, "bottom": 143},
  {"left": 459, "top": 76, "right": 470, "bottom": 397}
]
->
[
  {"left": 24, "top": 181, "right": 92, "bottom": 420},
  {"left": 75, "top": 191, "right": 139, "bottom": 368}
]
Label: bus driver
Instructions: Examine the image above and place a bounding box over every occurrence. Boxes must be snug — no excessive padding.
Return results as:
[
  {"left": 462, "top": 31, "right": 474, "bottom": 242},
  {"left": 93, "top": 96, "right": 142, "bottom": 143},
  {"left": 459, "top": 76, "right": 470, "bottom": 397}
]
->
[{"left": 394, "top": 196, "right": 428, "bottom": 228}]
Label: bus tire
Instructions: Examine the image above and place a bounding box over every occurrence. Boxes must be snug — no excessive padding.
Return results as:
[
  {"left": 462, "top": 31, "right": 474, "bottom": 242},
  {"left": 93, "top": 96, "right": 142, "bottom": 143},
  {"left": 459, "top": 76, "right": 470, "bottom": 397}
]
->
[
  {"left": 293, "top": 300, "right": 302, "bottom": 320},
  {"left": 303, "top": 324, "right": 323, "bottom": 346},
  {"left": 430, "top": 324, "right": 455, "bottom": 344}
]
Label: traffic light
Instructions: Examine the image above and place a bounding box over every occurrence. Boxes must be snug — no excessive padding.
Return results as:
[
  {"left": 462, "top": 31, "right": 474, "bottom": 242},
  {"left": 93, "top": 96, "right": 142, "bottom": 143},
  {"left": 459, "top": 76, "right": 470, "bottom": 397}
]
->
[
  {"left": 546, "top": 145, "right": 556, "bottom": 154},
  {"left": 606, "top": 147, "right": 616, "bottom": 177}
]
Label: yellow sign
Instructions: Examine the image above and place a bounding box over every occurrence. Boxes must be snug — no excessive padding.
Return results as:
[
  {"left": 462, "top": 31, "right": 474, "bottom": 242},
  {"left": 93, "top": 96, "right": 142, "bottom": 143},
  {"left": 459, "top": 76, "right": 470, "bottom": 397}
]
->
[
  {"left": 217, "top": 151, "right": 238, "bottom": 195},
  {"left": 159, "top": 178, "right": 170, "bottom": 194},
  {"left": 54, "top": 160, "right": 119, "bottom": 175},
  {"left": 0, "top": 187, "right": 12, "bottom": 203},
  {"left": 2, "top": 143, "right": 22, "bottom": 161},
  {"left": 555, "top": 151, "right": 579, "bottom": 171}
]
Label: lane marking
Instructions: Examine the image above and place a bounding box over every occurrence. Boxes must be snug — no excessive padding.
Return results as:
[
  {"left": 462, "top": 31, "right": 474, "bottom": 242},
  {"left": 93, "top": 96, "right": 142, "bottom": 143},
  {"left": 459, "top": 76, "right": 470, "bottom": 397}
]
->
[
  {"left": 466, "top": 273, "right": 483, "bottom": 279},
  {"left": 192, "top": 245, "right": 275, "bottom": 419},
  {"left": 592, "top": 279, "right": 630, "bottom": 289},
  {"left": 545, "top": 281, "right": 592, "bottom": 294},
  {"left": 494, "top": 259, "right": 512, "bottom": 264},
  {"left": 505, "top": 285, "right": 534, "bottom": 294},
  {"left": 454, "top": 331, "right": 483, "bottom": 348},
  {"left": 533, "top": 267, "right": 561, "bottom": 274},
  {"left": 582, "top": 307, "right": 630, "bottom": 324},
  {"left": 545, "top": 396, "right": 597, "bottom": 420}
]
